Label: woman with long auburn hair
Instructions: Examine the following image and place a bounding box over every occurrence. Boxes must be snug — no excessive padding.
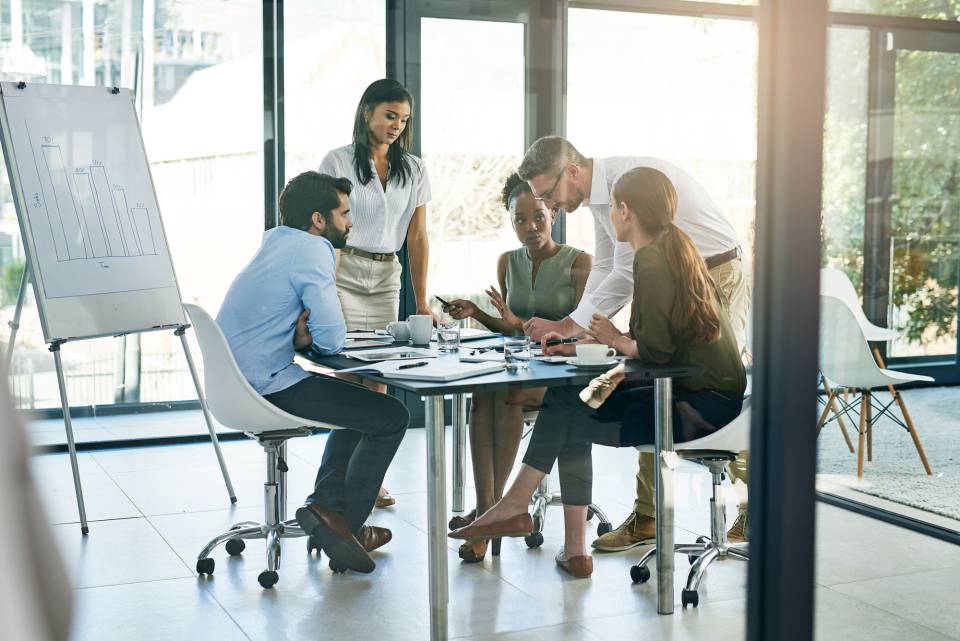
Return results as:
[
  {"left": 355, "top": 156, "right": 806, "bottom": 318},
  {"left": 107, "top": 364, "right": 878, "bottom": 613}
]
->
[{"left": 449, "top": 167, "right": 746, "bottom": 579}]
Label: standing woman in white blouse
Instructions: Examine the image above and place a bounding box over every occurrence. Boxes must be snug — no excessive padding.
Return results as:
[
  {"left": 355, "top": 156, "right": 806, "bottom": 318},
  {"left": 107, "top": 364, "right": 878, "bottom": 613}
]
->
[
  {"left": 320, "top": 79, "right": 433, "bottom": 510},
  {"left": 320, "top": 79, "right": 435, "bottom": 332}
]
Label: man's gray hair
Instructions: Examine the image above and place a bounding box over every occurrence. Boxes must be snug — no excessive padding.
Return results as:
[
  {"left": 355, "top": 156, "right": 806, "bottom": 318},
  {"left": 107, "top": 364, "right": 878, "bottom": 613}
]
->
[{"left": 517, "top": 136, "right": 588, "bottom": 181}]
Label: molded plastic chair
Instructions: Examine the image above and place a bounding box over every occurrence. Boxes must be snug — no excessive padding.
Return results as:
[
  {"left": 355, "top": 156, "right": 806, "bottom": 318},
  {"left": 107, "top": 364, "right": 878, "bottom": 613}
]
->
[
  {"left": 629, "top": 399, "right": 751, "bottom": 608},
  {"left": 820, "top": 268, "right": 900, "bottom": 342},
  {"left": 818, "top": 295, "right": 933, "bottom": 478},
  {"left": 184, "top": 303, "right": 338, "bottom": 589}
]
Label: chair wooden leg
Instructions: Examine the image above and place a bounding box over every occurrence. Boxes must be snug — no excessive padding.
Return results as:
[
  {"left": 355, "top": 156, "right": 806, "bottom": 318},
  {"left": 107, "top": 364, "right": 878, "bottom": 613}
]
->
[
  {"left": 872, "top": 347, "right": 933, "bottom": 475},
  {"left": 857, "top": 391, "right": 866, "bottom": 479},
  {"left": 817, "top": 390, "right": 836, "bottom": 435},
  {"left": 821, "top": 376, "right": 855, "bottom": 453},
  {"left": 865, "top": 390, "right": 873, "bottom": 463}
]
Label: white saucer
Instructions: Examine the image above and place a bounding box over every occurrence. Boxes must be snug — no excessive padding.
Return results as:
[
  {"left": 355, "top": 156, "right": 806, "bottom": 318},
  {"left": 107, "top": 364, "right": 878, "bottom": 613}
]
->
[{"left": 567, "top": 358, "right": 618, "bottom": 370}]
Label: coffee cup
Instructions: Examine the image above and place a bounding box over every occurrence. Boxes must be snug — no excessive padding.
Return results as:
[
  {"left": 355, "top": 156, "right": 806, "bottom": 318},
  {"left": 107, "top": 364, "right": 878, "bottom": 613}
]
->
[
  {"left": 575, "top": 344, "right": 616, "bottom": 365},
  {"left": 408, "top": 314, "right": 433, "bottom": 345},
  {"left": 385, "top": 320, "right": 411, "bottom": 342}
]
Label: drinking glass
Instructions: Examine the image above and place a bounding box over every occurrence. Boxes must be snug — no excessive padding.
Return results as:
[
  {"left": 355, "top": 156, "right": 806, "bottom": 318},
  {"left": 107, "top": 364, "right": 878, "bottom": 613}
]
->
[
  {"left": 504, "top": 336, "right": 531, "bottom": 371},
  {"left": 438, "top": 322, "right": 461, "bottom": 352}
]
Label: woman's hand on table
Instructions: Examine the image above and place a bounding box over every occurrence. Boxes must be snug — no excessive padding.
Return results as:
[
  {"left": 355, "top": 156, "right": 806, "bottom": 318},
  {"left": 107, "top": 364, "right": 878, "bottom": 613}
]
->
[{"left": 586, "top": 313, "right": 623, "bottom": 349}]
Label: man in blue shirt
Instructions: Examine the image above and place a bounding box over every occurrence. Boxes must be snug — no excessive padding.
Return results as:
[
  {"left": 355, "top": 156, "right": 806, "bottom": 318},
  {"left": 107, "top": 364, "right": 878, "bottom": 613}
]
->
[{"left": 218, "top": 171, "right": 409, "bottom": 574}]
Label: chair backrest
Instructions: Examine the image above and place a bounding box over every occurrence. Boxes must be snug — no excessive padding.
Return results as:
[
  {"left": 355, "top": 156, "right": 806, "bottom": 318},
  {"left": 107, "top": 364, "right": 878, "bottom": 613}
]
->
[
  {"left": 818, "top": 294, "right": 892, "bottom": 389},
  {"left": 820, "top": 268, "right": 898, "bottom": 342},
  {"left": 183, "top": 303, "right": 331, "bottom": 432},
  {"left": 675, "top": 397, "right": 751, "bottom": 453}
]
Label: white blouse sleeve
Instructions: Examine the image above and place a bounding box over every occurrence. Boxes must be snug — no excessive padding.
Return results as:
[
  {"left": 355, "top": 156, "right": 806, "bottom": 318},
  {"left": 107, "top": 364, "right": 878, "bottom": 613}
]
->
[
  {"left": 318, "top": 150, "right": 340, "bottom": 177},
  {"left": 415, "top": 157, "right": 432, "bottom": 207}
]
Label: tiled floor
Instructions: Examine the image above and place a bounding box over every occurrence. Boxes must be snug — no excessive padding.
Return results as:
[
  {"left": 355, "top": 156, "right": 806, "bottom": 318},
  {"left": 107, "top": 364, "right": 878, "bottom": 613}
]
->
[{"left": 28, "top": 412, "right": 960, "bottom": 641}]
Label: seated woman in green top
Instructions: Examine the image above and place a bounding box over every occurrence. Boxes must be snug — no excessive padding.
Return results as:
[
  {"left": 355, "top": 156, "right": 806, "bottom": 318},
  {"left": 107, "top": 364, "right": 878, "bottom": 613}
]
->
[
  {"left": 449, "top": 167, "right": 746, "bottom": 578},
  {"left": 442, "top": 173, "right": 592, "bottom": 563}
]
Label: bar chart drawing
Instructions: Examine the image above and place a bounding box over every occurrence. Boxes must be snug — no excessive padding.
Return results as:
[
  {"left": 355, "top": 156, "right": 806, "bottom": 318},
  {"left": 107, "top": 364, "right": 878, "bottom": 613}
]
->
[{"left": 31, "top": 130, "right": 161, "bottom": 262}]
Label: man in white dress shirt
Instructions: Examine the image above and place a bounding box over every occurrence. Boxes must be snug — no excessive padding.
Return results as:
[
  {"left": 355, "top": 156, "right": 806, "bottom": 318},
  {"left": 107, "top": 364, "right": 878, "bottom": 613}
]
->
[{"left": 517, "top": 136, "right": 751, "bottom": 551}]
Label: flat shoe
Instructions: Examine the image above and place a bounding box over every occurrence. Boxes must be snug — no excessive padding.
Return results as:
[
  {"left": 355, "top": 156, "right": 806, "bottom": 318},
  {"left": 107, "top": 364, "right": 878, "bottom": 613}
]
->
[
  {"left": 555, "top": 549, "right": 593, "bottom": 578},
  {"left": 458, "top": 540, "right": 487, "bottom": 563},
  {"left": 375, "top": 487, "right": 396, "bottom": 508},
  {"left": 448, "top": 512, "right": 533, "bottom": 541},
  {"left": 295, "top": 504, "right": 375, "bottom": 574},
  {"left": 448, "top": 509, "right": 477, "bottom": 531}
]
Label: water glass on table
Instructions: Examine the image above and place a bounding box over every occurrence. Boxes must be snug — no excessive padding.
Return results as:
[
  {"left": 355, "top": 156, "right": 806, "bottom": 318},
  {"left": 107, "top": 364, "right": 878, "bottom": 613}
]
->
[
  {"left": 504, "top": 336, "right": 531, "bottom": 371},
  {"left": 438, "top": 321, "right": 461, "bottom": 352}
]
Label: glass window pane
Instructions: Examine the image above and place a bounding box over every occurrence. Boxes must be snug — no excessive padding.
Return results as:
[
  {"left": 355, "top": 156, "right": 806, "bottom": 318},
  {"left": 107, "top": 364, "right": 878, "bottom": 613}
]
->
[
  {"left": 831, "top": 0, "right": 960, "bottom": 20},
  {"left": 567, "top": 9, "right": 758, "bottom": 328},
  {"left": 420, "top": 18, "right": 524, "bottom": 315},
  {"left": 283, "top": 0, "right": 386, "bottom": 179},
  {"left": 1, "top": 1, "right": 263, "bottom": 410}
]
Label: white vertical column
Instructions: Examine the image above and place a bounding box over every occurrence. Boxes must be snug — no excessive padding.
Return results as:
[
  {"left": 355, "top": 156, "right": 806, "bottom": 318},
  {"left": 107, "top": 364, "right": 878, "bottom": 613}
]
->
[
  {"left": 141, "top": 0, "right": 155, "bottom": 108},
  {"left": 81, "top": 0, "right": 95, "bottom": 85},
  {"left": 11, "top": 0, "right": 23, "bottom": 50},
  {"left": 60, "top": 2, "right": 73, "bottom": 84},
  {"left": 119, "top": 0, "right": 133, "bottom": 87}
]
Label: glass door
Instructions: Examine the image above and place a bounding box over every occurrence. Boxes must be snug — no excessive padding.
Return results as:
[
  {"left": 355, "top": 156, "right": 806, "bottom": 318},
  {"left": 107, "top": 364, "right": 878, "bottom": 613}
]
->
[{"left": 866, "top": 29, "right": 960, "bottom": 382}]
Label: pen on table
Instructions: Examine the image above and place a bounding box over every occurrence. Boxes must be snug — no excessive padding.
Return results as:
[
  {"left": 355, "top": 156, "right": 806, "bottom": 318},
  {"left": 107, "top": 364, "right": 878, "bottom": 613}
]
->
[
  {"left": 543, "top": 337, "right": 581, "bottom": 346},
  {"left": 398, "top": 361, "right": 429, "bottom": 370}
]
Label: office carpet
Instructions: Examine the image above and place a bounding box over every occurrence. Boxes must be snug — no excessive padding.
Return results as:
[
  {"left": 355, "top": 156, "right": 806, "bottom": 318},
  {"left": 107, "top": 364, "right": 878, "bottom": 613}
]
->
[{"left": 816, "top": 386, "right": 960, "bottom": 520}]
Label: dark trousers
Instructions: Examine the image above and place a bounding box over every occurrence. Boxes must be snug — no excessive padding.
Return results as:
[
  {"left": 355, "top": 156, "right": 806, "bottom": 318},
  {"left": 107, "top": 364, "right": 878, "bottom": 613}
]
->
[
  {"left": 522, "top": 383, "right": 743, "bottom": 506},
  {"left": 264, "top": 375, "right": 409, "bottom": 533}
]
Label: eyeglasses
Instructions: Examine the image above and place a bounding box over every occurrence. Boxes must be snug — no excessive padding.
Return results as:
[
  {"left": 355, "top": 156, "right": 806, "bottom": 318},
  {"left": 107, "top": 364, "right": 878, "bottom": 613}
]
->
[{"left": 534, "top": 167, "right": 566, "bottom": 203}]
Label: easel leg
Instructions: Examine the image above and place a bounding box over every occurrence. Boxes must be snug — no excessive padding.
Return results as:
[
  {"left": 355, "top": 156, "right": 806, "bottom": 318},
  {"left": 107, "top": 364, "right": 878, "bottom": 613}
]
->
[
  {"left": 5, "top": 266, "right": 29, "bottom": 372},
  {"left": 177, "top": 327, "right": 237, "bottom": 503},
  {"left": 51, "top": 342, "right": 89, "bottom": 535}
]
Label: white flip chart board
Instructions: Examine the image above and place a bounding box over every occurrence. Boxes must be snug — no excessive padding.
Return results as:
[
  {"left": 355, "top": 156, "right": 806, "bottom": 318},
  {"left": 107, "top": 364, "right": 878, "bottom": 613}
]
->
[{"left": 0, "top": 82, "right": 186, "bottom": 342}]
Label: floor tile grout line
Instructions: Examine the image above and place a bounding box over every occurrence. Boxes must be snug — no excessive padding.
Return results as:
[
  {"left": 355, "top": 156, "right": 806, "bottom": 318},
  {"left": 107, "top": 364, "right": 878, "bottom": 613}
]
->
[
  {"left": 820, "top": 585, "right": 960, "bottom": 641},
  {"left": 821, "top": 562, "right": 960, "bottom": 589},
  {"left": 194, "top": 579, "right": 256, "bottom": 641}
]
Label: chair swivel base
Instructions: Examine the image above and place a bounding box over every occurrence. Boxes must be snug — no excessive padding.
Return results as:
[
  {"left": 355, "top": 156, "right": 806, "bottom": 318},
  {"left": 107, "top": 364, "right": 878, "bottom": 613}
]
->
[
  {"left": 628, "top": 456, "right": 749, "bottom": 607},
  {"left": 525, "top": 476, "right": 612, "bottom": 549},
  {"left": 195, "top": 436, "right": 309, "bottom": 589}
]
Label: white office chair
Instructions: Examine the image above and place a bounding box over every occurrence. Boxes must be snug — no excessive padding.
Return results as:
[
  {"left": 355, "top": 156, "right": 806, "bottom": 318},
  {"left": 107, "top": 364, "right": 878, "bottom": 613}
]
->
[
  {"left": 184, "top": 303, "right": 340, "bottom": 589},
  {"left": 522, "top": 410, "right": 612, "bottom": 549},
  {"left": 630, "top": 399, "right": 751, "bottom": 608},
  {"left": 818, "top": 270, "right": 932, "bottom": 474},
  {"left": 818, "top": 295, "right": 933, "bottom": 478}
]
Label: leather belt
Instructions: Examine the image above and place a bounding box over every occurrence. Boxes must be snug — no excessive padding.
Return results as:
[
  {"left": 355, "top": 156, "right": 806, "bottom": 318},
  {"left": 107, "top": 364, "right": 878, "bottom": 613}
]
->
[
  {"left": 341, "top": 247, "right": 395, "bottom": 262},
  {"left": 705, "top": 245, "right": 742, "bottom": 270}
]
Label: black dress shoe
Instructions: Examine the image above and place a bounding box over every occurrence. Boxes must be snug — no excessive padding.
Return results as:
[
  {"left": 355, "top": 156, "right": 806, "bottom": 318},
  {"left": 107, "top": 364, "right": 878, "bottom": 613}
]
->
[{"left": 296, "top": 504, "right": 375, "bottom": 573}]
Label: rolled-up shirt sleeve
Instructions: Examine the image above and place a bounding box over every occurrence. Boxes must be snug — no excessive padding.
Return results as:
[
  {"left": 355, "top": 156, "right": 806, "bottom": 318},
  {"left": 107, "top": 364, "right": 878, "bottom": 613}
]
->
[
  {"left": 569, "top": 216, "right": 635, "bottom": 328},
  {"left": 289, "top": 240, "right": 346, "bottom": 355}
]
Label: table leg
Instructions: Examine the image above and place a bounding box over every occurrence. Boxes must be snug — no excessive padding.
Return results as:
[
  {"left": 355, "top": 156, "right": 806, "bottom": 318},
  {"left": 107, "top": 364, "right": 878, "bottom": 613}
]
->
[
  {"left": 425, "top": 395, "right": 449, "bottom": 640},
  {"left": 452, "top": 393, "right": 467, "bottom": 513},
  {"left": 655, "top": 377, "right": 674, "bottom": 614}
]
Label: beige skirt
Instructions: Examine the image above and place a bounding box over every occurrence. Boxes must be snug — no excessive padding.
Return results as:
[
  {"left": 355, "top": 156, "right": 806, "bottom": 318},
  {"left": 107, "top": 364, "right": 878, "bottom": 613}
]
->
[{"left": 336, "top": 251, "right": 403, "bottom": 331}]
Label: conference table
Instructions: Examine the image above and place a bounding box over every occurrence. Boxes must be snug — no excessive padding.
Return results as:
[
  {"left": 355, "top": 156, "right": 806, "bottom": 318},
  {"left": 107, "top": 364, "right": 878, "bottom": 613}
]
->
[{"left": 305, "top": 338, "right": 700, "bottom": 641}]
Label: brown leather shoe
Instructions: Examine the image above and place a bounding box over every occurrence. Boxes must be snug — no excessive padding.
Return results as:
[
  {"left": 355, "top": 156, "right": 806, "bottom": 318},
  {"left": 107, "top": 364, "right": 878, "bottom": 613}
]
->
[
  {"left": 555, "top": 548, "right": 593, "bottom": 578},
  {"left": 375, "top": 486, "right": 396, "bottom": 508},
  {"left": 458, "top": 539, "right": 488, "bottom": 563},
  {"left": 448, "top": 509, "right": 477, "bottom": 531},
  {"left": 448, "top": 512, "right": 533, "bottom": 541},
  {"left": 295, "top": 503, "right": 375, "bottom": 573},
  {"left": 591, "top": 511, "right": 656, "bottom": 552},
  {"left": 727, "top": 510, "right": 748, "bottom": 543},
  {"left": 358, "top": 525, "right": 392, "bottom": 552}
]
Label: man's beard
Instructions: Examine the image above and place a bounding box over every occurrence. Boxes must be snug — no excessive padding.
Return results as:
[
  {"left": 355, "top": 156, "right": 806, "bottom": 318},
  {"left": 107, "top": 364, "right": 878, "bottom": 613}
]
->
[{"left": 325, "top": 228, "right": 349, "bottom": 249}]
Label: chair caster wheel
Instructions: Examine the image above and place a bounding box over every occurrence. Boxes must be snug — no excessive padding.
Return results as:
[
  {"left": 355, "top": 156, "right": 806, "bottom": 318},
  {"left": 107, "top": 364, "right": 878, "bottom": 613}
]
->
[
  {"left": 688, "top": 554, "right": 700, "bottom": 565},
  {"left": 258, "top": 570, "right": 279, "bottom": 589},
  {"left": 329, "top": 559, "right": 348, "bottom": 574},
  {"left": 630, "top": 564, "right": 650, "bottom": 583},
  {"left": 597, "top": 521, "right": 612, "bottom": 536},
  {"left": 696, "top": 535, "right": 709, "bottom": 544},
  {"left": 306, "top": 538, "right": 321, "bottom": 557},
  {"left": 225, "top": 538, "right": 245, "bottom": 556},
  {"left": 196, "top": 558, "right": 215, "bottom": 576},
  {"left": 681, "top": 589, "right": 699, "bottom": 608},
  {"left": 524, "top": 532, "right": 544, "bottom": 548}
]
